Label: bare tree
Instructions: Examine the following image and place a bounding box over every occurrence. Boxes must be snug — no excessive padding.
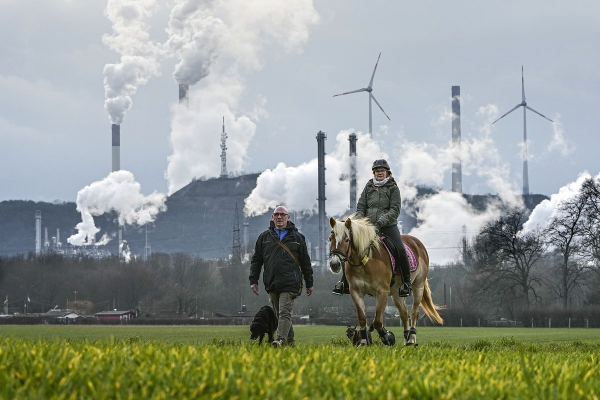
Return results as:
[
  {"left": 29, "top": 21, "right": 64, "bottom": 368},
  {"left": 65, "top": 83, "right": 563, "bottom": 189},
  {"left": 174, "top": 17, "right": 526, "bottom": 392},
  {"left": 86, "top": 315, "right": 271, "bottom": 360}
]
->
[
  {"left": 579, "top": 178, "right": 600, "bottom": 274},
  {"left": 545, "top": 187, "right": 590, "bottom": 308},
  {"left": 462, "top": 210, "right": 546, "bottom": 310}
]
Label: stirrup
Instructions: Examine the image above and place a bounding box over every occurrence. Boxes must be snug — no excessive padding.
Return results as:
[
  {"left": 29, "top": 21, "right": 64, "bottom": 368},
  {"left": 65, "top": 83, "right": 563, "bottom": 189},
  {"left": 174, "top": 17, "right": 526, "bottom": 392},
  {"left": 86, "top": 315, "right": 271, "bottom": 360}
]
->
[
  {"left": 332, "top": 280, "right": 349, "bottom": 295},
  {"left": 398, "top": 282, "right": 412, "bottom": 297}
]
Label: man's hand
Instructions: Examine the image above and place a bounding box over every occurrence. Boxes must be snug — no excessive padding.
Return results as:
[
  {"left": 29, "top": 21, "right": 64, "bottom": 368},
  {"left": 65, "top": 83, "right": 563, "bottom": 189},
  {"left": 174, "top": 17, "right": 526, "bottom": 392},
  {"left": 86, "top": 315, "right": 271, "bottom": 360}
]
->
[
  {"left": 306, "top": 287, "right": 313, "bottom": 296},
  {"left": 251, "top": 284, "right": 259, "bottom": 296}
]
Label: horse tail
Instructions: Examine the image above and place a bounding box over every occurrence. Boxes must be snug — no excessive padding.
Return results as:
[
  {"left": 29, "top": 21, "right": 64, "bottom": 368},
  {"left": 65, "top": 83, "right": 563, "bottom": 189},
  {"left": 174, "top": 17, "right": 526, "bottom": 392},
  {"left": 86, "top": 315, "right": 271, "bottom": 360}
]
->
[{"left": 421, "top": 278, "right": 444, "bottom": 325}]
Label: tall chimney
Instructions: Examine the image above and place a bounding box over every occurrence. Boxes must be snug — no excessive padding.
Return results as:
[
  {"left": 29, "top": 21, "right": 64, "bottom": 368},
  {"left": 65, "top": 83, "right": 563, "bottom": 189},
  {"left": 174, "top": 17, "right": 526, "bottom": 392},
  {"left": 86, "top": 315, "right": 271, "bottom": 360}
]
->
[
  {"left": 44, "top": 227, "right": 49, "bottom": 249},
  {"left": 349, "top": 133, "right": 358, "bottom": 213},
  {"left": 111, "top": 123, "right": 123, "bottom": 258},
  {"left": 451, "top": 86, "right": 462, "bottom": 193},
  {"left": 316, "top": 131, "right": 327, "bottom": 268},
  {"left": 178, "top": 84, "right": 189, "bottom": 106},
  {"left": 112, "top": 124, "right": 120, "bottom": 172},
  {"left": 56, "top": 228, "right": 61, "bottom": 248},
  {"left": 35, "top": 211, "right": 42, "bottom": 255},
  {"left": 243, "top": 221, "right": 250, "bottom": 256},
  {"left": 220, "top": 117, "right": 228, "bottom": 178}
]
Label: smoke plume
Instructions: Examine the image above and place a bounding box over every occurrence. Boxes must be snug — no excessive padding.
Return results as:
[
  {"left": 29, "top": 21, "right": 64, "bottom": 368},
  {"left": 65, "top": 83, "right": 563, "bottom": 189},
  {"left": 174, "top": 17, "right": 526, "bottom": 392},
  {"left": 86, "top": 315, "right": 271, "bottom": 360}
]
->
[
  {"left": 244, "top": 130, "right": 387, "bottom": 217},
  {"left": 102, "top": 0, "right": 161, "bottom": 125},
  {"left": 164, "top": 0, "right": 320, "bottom": 194},
  {"left": 521, "top": 171, "right": 600, "bottom": 235},
  {"left": 67, "top": 171, "right": 167, "bottom": 246}
]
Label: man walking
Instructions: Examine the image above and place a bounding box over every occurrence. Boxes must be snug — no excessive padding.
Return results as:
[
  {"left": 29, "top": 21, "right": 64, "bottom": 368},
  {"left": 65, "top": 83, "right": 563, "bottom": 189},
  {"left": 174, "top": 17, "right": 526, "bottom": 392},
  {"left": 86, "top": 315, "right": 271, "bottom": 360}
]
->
[{"left": 250, "top": 205, "right": 313, "bottom": 347}]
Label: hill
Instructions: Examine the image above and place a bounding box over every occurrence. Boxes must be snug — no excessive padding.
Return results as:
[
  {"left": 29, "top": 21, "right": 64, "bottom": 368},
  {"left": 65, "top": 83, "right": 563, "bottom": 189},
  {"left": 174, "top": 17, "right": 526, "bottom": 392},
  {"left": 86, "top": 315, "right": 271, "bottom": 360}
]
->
[{"left": 0, "top": 175, "right": 549, "bottom": 259}]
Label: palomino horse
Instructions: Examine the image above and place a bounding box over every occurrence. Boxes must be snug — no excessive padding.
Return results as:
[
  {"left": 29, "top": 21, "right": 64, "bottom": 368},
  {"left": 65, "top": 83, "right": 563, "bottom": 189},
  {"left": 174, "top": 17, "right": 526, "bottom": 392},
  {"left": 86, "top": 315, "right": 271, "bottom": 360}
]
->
[{"left": 329, "top": 216, "right": 443, "bottom": 347}]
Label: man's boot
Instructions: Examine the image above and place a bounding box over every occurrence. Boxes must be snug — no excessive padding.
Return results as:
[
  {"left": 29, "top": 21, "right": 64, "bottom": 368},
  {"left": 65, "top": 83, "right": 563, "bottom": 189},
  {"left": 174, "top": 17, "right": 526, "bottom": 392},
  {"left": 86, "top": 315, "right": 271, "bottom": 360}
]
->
[{"left": 332, "top": 273, "right": 350, "bottom": 295}]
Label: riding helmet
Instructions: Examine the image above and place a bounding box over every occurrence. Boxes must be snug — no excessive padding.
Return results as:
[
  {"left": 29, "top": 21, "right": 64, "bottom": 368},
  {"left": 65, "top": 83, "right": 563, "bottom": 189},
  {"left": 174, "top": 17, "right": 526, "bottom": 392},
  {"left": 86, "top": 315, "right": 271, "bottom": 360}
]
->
[{"left": 372, "top": 159, "right": 390, "bottom": 171}]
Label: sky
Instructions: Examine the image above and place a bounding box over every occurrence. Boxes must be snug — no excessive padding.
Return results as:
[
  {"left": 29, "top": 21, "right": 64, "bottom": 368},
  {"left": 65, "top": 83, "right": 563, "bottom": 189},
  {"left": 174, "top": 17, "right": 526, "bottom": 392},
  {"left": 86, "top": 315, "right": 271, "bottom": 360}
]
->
[{"left": 1, "top": 0, "right": 599, "bottom": 262}]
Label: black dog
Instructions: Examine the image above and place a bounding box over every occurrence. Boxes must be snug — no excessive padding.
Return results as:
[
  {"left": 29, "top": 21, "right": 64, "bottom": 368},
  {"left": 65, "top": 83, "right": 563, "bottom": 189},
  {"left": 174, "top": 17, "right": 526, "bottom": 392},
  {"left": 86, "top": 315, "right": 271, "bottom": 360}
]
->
[
  {"left": 250, "top": 305, "right": 278, "bottom": 344},
  {"left": 346, "top": 325, "right": 372, "bottom": 346}
]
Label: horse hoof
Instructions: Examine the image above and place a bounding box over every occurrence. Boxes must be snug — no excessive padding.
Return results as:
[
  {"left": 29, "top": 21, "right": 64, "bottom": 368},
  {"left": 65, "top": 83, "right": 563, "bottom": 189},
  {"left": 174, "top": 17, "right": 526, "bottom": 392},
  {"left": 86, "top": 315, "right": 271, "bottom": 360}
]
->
[{"left": 382, "top": 332, "right": 396, "bottom": 346}]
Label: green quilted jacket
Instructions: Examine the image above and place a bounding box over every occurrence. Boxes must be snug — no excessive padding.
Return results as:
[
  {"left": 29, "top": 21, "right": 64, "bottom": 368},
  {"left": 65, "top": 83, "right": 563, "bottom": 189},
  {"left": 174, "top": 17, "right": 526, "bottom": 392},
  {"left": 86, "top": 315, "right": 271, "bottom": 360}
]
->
[{"left": 354, "top": 177, "right": 401, "bottom": 230}]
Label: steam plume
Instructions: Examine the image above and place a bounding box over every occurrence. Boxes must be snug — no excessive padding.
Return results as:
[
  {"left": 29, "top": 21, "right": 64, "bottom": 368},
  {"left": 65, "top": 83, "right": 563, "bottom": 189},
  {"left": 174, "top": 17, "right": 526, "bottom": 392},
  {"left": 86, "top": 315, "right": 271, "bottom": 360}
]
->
[
  {"left": 102, "top": 0, "right": 161, "bottom": 125},
  {"left": 244, "top": 130, "right": 387, "bottom": 217},
  {"left": 164, "top": 0, "right": 319, "bottom": 194},
  {"left": 67, "top": 171, "right": 167, "bottom": 246},
  {"left": 521, "top": 171, "right": 600, "bottom": 235}
]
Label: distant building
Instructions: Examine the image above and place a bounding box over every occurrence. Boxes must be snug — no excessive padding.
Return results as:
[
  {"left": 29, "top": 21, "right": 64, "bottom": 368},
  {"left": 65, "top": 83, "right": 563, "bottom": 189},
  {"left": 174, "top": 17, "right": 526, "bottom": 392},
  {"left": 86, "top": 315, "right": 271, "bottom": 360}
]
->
[{"left": 95, "top": 310, "right": 133, "bottom": 324}]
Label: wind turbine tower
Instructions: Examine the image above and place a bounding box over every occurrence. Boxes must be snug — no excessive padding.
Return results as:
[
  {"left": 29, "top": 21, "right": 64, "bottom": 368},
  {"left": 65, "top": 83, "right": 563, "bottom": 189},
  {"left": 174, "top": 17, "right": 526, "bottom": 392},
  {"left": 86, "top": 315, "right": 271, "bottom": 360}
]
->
[
  {"left": 492, "top": 67, "right": 554, "bottom": 195},
  {"left": 333, "top": 53, "right": 390, "bottom": 137},
  {"left": 316, "top": 131, "right": 327, "bottom": 268},
  {"left": 220, "top": 117, "right": 228, "bottom": 178}
]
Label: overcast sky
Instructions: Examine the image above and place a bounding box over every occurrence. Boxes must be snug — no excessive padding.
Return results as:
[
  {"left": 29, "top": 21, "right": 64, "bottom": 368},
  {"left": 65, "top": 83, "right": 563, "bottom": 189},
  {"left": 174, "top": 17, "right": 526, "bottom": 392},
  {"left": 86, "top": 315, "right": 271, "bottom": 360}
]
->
[{"left": 1, "top": 0, "right": 599, "bottom": 203}]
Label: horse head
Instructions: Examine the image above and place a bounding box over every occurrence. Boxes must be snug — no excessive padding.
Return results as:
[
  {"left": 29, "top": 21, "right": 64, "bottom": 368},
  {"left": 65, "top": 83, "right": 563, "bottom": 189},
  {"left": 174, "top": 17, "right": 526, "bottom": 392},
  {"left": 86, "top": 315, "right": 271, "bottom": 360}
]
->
[{"left": 328, "top": 217, "right": 353, "bottom": 273}]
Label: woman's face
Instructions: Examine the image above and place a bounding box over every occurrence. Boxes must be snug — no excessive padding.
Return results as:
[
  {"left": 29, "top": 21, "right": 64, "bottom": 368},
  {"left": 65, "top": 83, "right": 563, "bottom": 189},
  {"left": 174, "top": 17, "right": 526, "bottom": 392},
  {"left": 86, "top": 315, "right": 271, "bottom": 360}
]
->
[{"left": 373, "top": 167, "right": 387, "bottom": 181}]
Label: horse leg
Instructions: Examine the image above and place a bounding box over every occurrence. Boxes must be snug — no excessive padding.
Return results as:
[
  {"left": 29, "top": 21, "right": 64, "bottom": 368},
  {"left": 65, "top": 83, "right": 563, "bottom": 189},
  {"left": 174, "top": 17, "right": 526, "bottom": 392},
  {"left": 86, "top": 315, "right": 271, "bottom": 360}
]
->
[
  {"left": 406, "top": 282, "right": 424, "bottom": 346},
  {"left": 391, "top": 293, "right": 410, "bottom": 345},
  {"left": 350, "top": 291, "right": 370, "bottom": 347},
  {"left": 372, "top": 290, "right": 395, "bottom": 346}
]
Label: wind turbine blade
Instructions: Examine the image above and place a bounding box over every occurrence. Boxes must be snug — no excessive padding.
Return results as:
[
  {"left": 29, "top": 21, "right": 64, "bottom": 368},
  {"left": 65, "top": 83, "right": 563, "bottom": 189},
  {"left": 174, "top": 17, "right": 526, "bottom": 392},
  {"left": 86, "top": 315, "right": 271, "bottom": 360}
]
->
[
  {"left": 333, "top": 88, "right": 368, "bottom": 97},
  {"left": 370, "top": 93, "right": 390, "bottom": 120},
  {"left": 368, "top": 53, "right": 382, "bottom": 88},
  {"left": 492, "top": 103, "right": 522, "bottom": 124},
  {"left": 522, "top": 66, "right": 526, "bottom": 102},
  {"left": 526, "top": 105, "right": 554, "bottom": 123}
]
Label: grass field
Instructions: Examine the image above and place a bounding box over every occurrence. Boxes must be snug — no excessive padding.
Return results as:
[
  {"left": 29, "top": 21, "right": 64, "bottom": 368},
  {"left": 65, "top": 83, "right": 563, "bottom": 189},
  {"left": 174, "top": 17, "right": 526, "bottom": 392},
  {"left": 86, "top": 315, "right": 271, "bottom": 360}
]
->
[
  {"left": 1, "top": 324, "right": 599, "bottom": 344},
  {"left": 1, "top": 326, "right": 599, "bottom": 399}
]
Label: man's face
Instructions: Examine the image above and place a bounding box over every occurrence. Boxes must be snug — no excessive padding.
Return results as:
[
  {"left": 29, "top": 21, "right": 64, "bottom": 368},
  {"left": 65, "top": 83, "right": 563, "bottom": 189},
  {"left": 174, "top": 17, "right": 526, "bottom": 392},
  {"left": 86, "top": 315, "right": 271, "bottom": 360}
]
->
[
  {"left": 373, "top": 167, "right": 387, "bottom": 181},
  {"left": 272, "top": 207, "right": 290, "bottom": 229}
]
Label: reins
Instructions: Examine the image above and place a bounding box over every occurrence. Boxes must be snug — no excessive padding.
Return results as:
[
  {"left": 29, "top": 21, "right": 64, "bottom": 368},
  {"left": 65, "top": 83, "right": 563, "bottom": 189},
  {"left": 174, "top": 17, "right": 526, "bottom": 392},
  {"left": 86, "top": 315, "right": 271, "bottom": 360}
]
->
[{"left": 330, "top": 228, "right": 375, "bottom": 267}]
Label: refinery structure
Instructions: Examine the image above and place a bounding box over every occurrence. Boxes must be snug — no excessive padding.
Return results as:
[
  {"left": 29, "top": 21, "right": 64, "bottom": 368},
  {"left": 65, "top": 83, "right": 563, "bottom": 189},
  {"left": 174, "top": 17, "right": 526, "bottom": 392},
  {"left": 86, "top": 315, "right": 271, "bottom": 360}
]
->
[{"left": 14, "top": 59, "right": 556, "bottom": 263}]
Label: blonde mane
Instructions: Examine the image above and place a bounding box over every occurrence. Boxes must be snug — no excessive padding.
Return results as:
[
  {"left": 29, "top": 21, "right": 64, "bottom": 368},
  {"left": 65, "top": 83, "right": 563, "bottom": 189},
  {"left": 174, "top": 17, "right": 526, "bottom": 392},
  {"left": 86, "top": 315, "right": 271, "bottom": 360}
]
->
[{"left": 332, "top": 214, "right": 380, "bottom": 256}]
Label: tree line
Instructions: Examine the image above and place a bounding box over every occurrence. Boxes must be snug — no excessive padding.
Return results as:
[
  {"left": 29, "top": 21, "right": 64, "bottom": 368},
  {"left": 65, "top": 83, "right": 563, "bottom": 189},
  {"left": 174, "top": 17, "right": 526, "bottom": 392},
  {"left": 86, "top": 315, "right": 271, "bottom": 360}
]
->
[{"left": 443, "top": 177, "right": 600, "bottom": 320}]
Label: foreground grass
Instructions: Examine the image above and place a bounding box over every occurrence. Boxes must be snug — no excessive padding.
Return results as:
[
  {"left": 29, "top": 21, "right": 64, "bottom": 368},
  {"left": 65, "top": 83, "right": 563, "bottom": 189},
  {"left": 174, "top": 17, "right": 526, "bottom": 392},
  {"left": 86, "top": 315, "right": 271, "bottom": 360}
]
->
[
  {"left": 0, "top": 336, "right": 598, "bottom": 399},
  {"left": 1, "top": 325, "right": 600, "bottom": 345}
]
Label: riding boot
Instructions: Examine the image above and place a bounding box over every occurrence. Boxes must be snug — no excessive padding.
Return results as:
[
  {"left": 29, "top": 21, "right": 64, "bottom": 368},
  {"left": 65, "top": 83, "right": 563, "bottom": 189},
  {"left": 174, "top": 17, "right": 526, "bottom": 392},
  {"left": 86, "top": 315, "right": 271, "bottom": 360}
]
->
[
  {"left": 397, "top": 245, "right": 412, "bottom": 297},
  {"left": 332, "top": 272, "right": 350, "bottom": 295}
]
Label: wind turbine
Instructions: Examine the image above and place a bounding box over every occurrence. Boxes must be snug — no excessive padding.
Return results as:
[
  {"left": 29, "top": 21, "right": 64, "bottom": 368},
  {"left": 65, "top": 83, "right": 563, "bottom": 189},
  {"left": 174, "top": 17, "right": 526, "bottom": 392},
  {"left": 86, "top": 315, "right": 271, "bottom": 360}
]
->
[
  {"left": 492, "top": 66, "right": 554, "bottom": 195},
  {"left": 333, "top": 53, "right": 390, "bottom": 137}
]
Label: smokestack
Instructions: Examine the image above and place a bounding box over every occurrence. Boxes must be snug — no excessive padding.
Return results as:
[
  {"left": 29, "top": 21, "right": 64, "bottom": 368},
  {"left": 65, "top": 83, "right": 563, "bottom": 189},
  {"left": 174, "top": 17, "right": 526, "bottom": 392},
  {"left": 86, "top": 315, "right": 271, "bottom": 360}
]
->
[
  {"left": 178, "top": 84, "right": 189, "bottom": 106},
  {"left": 451, "top": 86, "right": 462, "bottom": 193},
  {"left": 349, "top": 133, "right": 358, "bottom": 213},
  {"left": 111, "top": 123, "right": 123, "bottom": 258},
  {"left": 35, "top": 211, "right": 41, "bottom": 255},
  {"left": 316, "top": 130, "right": 327, "bottom": 268},
  {"left": 56, "top": 228, "right": 61, "bottom": 249},
  {"left": 243, "top": 221, "right": 250, "bottom": 256},
  {"left": 44, "top": 227, "right": 49, "bottom": 249},
  {"left": 112, "top": 124, "right": 120, "bottom": 172},
  {"left": 220, "top": 117, "right": 228, "bottom": 178}
]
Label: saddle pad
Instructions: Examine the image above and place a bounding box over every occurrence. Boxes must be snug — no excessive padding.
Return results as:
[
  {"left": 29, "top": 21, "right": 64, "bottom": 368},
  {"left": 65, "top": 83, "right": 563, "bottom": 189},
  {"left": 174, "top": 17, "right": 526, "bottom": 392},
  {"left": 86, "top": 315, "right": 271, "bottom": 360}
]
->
[{"left": 380, "top": 238, "right": 418, "bottom": 274}]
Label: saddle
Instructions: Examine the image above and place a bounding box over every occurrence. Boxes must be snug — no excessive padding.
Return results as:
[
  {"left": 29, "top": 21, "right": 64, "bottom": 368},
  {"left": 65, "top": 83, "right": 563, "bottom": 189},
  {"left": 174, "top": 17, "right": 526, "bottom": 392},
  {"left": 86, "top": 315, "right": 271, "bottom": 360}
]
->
[{"left": 380, "top": 236, "right": 418, "bottom": 277}]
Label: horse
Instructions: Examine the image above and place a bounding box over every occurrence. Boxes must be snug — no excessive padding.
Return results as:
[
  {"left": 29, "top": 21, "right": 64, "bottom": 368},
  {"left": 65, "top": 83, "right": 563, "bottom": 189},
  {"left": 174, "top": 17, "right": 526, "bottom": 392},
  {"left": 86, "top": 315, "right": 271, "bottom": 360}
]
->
[{"left": 329, "top": 215, "right": 443, "bottom": 347}]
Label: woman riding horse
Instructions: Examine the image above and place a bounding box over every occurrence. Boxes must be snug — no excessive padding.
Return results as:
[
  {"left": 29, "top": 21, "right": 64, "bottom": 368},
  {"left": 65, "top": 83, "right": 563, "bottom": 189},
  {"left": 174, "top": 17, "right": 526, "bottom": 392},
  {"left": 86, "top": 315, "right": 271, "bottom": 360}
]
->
[{"left": 333, "top": 159, "right": 412, "bottom": 297}]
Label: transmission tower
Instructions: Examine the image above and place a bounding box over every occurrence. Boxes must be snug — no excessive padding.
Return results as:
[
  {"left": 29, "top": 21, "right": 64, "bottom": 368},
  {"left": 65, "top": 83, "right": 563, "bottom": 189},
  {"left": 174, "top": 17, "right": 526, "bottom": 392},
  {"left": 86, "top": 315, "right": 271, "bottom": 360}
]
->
[
  {"left": 232, "top": 203, "right": 242, "bottom": 264},
  {"left": 220, "top": 117, "right": 228, "bottom": 178}
]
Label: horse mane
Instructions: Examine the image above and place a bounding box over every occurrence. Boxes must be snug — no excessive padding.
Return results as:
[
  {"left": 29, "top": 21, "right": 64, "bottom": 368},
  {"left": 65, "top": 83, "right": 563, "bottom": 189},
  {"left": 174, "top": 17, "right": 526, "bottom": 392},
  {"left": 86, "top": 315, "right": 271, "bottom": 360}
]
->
[{"left": 339, "top": 214, "right": 381, "bottom": 254}]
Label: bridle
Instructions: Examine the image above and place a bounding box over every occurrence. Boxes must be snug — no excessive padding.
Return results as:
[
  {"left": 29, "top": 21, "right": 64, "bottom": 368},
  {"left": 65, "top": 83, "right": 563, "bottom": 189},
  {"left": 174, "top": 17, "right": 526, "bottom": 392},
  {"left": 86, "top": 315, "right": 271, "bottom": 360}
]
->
[{"left": 329, "top": 228, "right": 373, "bottom": 267}]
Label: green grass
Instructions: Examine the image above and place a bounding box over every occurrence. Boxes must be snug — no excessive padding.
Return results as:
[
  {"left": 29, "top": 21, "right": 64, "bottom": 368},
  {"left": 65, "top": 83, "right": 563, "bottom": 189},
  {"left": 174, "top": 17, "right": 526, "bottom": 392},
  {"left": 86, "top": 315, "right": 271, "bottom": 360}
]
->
[
  {"left": 0, "top": 325, "right": 599, "bottom": 344},
  {"left": 1, "top": 326, "right": 599, "bottom": 399}
]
